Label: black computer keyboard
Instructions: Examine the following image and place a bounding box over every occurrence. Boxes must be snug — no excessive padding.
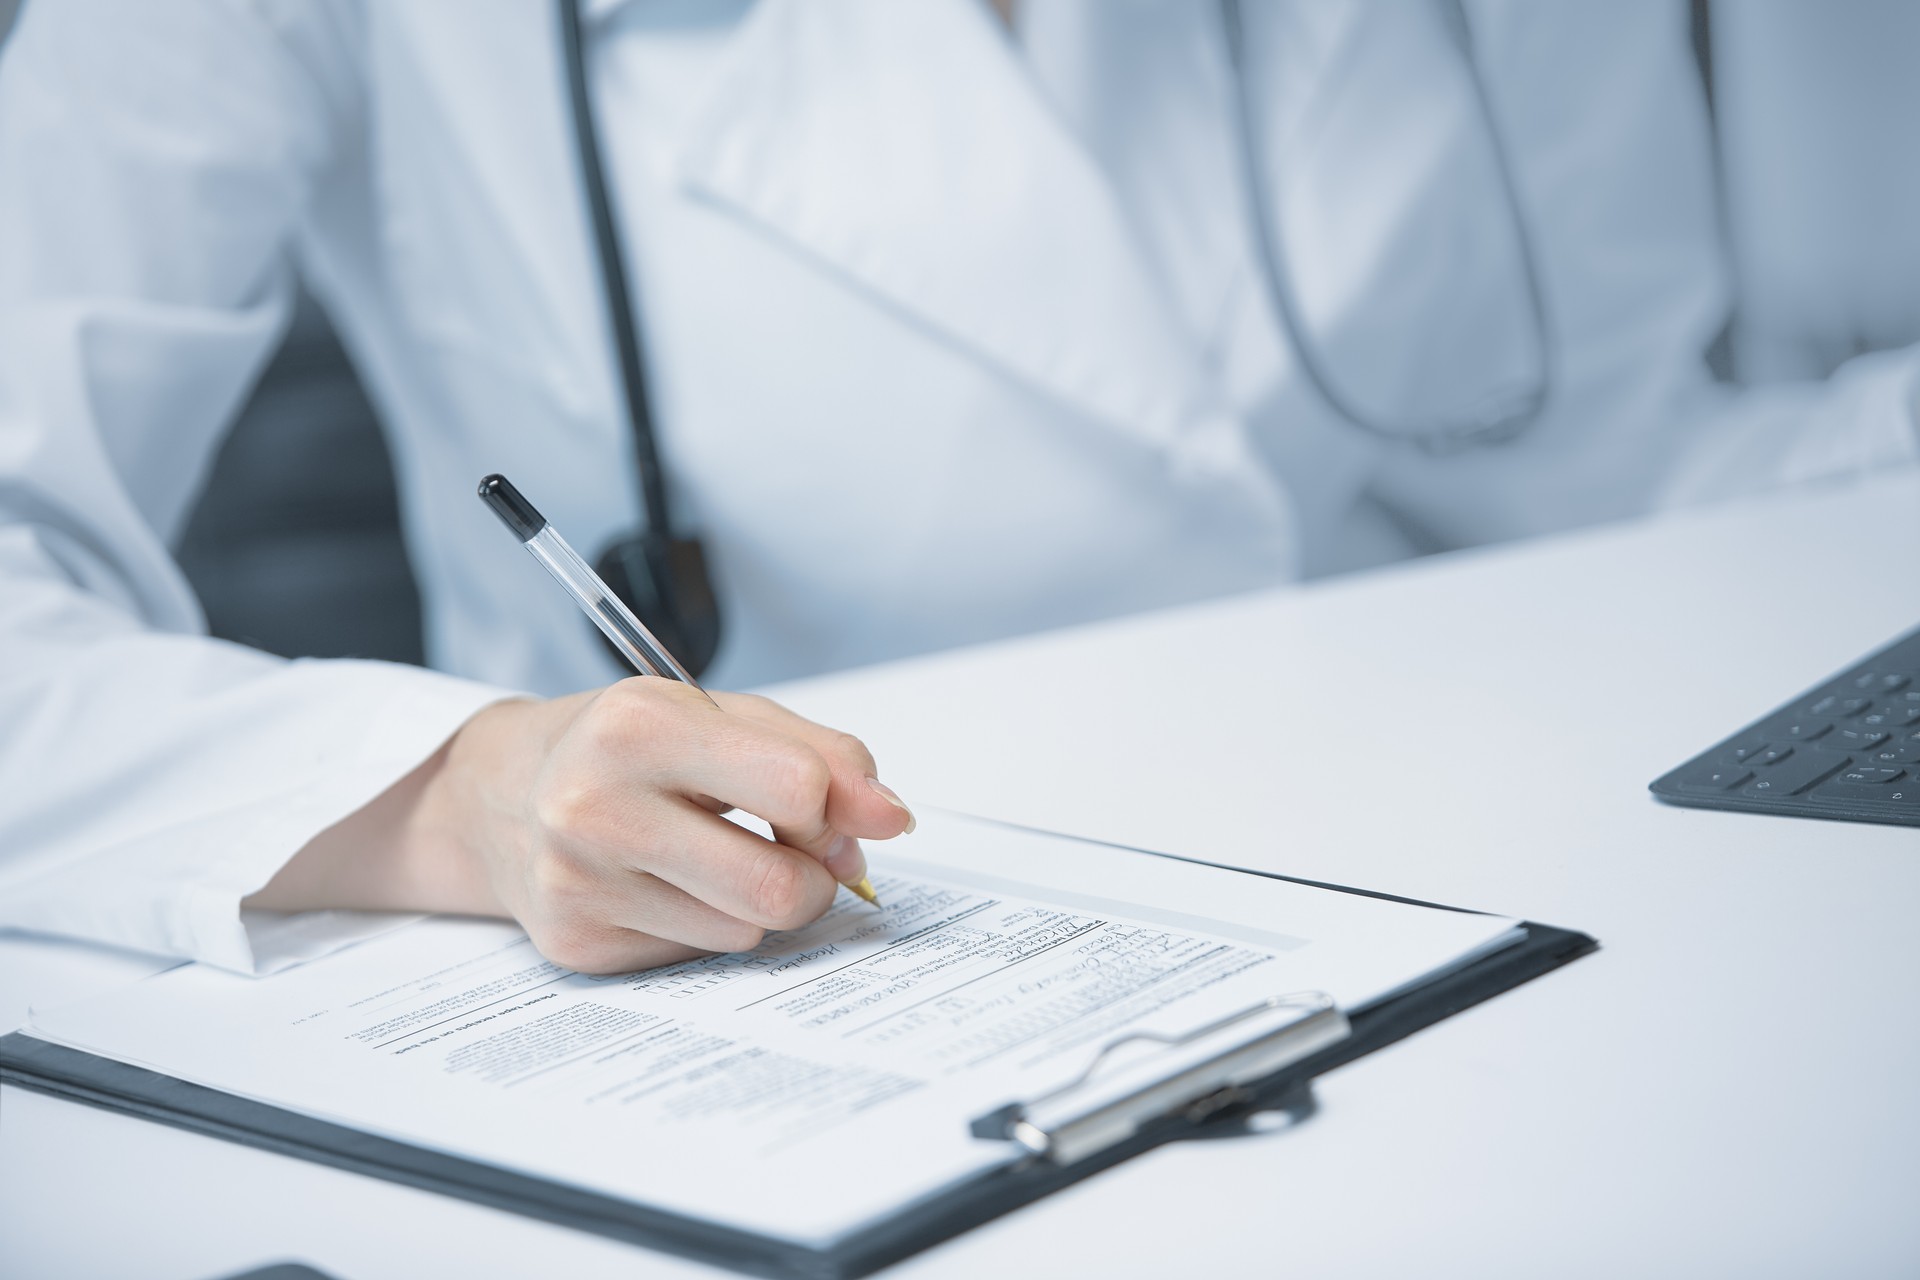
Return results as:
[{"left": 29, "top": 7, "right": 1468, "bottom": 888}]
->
[{"left": 1650, "top": 625, "right": 1920, "bottom": 826}]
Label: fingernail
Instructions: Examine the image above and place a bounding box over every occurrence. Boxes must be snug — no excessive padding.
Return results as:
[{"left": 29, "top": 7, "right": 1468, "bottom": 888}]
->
[
  {"left": 825, "top": 833, "right": 867, "bottom": 883},
  {"left": 865, "top": 776, "right": 916, "bottom": 833}
]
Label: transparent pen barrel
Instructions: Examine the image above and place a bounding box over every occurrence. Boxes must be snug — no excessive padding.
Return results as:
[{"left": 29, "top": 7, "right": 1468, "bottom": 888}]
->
[{"left": 525, "top": 526, "right": 697, "bottom": 685}]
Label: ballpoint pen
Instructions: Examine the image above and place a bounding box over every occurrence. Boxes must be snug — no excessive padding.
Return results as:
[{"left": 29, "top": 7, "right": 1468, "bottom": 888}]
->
[{"left": 478, "top": 473, "right": 881, "bottom": 907}]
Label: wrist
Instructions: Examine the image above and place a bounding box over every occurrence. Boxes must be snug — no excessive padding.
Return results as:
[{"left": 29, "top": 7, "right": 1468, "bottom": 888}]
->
[
  {"left": 411, "top": 696, "right": 556, "bottom": 915},
  {"left": 245, "top": 700, "right": 535, "bottom": 918}
]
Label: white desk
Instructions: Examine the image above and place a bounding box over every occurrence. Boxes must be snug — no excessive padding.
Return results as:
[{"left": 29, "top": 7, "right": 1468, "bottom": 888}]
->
[{"left": 6, "top": 475, "right": 1919, "bottom": 1279}]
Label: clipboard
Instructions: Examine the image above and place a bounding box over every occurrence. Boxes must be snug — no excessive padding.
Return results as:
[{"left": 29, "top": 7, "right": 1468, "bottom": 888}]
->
[{"left": 0, "top": 841, "right": 1595, "bottom": 1280}]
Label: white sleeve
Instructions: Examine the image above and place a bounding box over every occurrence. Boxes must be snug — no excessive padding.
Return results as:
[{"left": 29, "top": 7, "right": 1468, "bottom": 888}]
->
[
  {"left": 0, "top": 0, "right": 512, "bottom": 973},
  {"left": 1654, "top": 347, "right": 1920, "bottom": 509},
  {"left": 1371, "top": 0, "right": 1920, "bottom": 547}
]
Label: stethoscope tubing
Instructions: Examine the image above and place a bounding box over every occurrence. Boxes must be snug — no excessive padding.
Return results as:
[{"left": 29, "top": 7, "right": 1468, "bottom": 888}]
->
[
  {"left": 562, "top": 0, "right": 1561, "bottom": 559},
  {"left": 1220, "top": 0, "right": 1554, "bottom": 453}
]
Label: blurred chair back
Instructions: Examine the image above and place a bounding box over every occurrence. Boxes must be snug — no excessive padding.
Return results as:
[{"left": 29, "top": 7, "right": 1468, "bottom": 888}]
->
[{"left": 171, "top": 293, "right": 423, "bottom": 663}]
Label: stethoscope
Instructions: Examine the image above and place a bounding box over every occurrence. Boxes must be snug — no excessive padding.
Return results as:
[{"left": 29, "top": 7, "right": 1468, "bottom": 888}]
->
[
  {"left": 557, "top": 0, "right": 1553, "bottom": 677},
  {"left": 1220, "top": 0, "right": 1552, "bottom": 453}
]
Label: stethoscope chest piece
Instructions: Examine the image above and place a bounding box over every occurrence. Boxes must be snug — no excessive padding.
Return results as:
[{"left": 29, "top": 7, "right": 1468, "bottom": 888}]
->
[{"left": 593, "top": 529, "right": 723, "bottom": 680}]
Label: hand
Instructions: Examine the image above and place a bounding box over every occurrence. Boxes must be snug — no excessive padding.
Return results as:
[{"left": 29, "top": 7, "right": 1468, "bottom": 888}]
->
[{"left": 245, "top": 680, "right": 917, "bottom": 973}]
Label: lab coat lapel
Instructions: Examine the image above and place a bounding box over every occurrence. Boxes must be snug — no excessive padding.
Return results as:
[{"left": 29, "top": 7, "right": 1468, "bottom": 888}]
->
[{"left": 674, "top": 0, "right": 1213, "bottom": 451}]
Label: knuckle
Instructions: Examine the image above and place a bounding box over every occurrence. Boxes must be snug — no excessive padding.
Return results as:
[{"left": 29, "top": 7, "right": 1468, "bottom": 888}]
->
[
  {"left": 578, "top": 711, "right": 627, "bottom": 760},
  {"left": 525, "top": 850, "right": 590, "bottom": 910},
  {"left": 827, "top": 730, "right": 877, "bottom": 774},
  {"left": 730, "top": 692, "right": 776, "bottom": 717},
  {"left": 604, "top": 679, "right": 707, "bottom": 764},
  {"left": 764, "top": 745, "right": 832, "bottom": 817},
  {"left": 530, "top": 919, "right": 611, "bottom": 973},
  {"left": 531, "top": 778, "right": 599, "bottom": 840},
  {"left": 600, "top": 675, "right": 664, "bottom": 719},
  {"left": 588, "top": 682, "right": 654, "bottom": 744},
  {"left": 714, "top": 921, "right": 767, "bottom": 955},
  {"left": 622, "top": 675, "right": 704, "bottom": 714},
  {"left": 610, "top": 673, "right": 666, "bottom": 704},
  {"left": 746, "top": 853, "right": 817, "bottom": 928}
]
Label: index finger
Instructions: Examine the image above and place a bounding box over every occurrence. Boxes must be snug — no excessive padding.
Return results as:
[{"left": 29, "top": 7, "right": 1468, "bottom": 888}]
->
[{"left": 714, "top": 693, "right": 916, "bottom": 840}]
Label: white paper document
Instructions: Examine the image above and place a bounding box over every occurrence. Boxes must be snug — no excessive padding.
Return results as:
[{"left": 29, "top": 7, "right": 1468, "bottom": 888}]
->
[{"left": 28, "top": 813, "right": 1521, "bottom": 1245}]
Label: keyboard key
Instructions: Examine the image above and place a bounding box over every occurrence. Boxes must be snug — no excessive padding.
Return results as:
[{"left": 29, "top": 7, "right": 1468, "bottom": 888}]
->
[
  {"left": 1816, "top": 772, "right": 1920, "bottom": 805},
  {"left": 1743, "top": 753, "right": 1850, "bottom": 798},
  {"left": 1653, "top": 633, "right": 1920, "bottom": 825},
  {"left": 1671, "top": 765, "right": 1754, "bottom": 794},
  {"left": 1819, "top": 727, "right": 1889, "bottom": 753},
  {"left": 1860, "top": 703, "right": 1920, "bottom": 729}
]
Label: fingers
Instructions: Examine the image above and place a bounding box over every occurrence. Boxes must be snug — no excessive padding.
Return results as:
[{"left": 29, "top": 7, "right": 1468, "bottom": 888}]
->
[
  {"left": 587, "top": 682, "right": 914, "bottom": 843},
  {"left": 536, "top": 785, "right": 841, "bottom": 934},
  {"left": 660, "top": 723, "right": 850, "bottom": 877},
  {"left": 635, "top": 807, "right": 841, "bottom": 931},
  {"left": 600, "top": 869, "right": 774, "bottom": 955},
  {"left": 605, "top": 683, "right": 833, "bottom": 830},
  {"left": 600, "top": 686, "right": 908, "bottom": 892},
  {"left": 706, "top": 693, "right": 916, "bottom": 889},
  {"left": 505, "top": 680, "right": 912, "bottom": 975},
  {"left": 715, "top": 693, "right": 917, "bottom": 840},
  {"left": 516, "top": 811, "right": 832, "bottom": 972},
  {"left": 535, "top": 927, "right": 707, "bottom": 977}
]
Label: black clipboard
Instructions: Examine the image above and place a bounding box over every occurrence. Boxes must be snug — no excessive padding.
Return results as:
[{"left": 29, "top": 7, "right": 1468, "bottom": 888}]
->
[{"left": 0, "top": 839, "right": 1595, "bottom": 1280}]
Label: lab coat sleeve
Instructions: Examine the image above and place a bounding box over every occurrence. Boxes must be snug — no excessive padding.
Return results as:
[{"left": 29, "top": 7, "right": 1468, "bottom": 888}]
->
[
  {"left": 0, "top": 0, "right": 514, "bottom": 972},
  {"left": 1370, "top": 0, "right": 1920, "bottom": 547},
  {"left": 1653, "top": 347, "right": 1920, "bottom": 509}
]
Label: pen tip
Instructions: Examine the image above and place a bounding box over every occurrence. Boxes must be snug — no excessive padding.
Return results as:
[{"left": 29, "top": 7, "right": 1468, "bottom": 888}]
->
[{"left": 846, "top": 877, "right": 882, "bottom": 908}]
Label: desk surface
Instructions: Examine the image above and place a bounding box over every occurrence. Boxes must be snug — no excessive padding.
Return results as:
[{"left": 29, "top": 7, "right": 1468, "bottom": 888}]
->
[{"left": 6, "top": 475, "right": 1919, "bottom": 1280}]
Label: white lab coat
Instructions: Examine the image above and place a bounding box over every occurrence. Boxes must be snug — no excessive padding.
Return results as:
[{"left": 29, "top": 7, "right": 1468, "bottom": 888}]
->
[{"left": 0, "top": 0, "right": 1915, "bottom": 971}]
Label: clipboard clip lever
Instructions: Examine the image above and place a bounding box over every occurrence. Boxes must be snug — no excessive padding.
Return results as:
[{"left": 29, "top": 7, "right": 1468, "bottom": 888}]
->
[{"left": 969, "top": 991, "right": 1350, "bottom": 1166}]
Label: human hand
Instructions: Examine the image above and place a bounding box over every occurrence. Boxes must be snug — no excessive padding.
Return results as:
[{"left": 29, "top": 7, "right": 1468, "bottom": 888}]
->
[{"left": 246, "top": 680, "right": 916, "bottom": 973}]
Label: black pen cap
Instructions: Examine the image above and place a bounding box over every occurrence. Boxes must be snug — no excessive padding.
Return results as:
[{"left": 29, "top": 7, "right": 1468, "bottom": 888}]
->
[{"left": 477, "top": 474, "right": 548, "bottom": 542}]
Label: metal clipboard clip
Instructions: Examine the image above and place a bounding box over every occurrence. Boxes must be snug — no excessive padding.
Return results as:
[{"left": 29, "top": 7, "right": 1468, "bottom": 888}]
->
[{"left": 969, "top": 992, "right": 1350, "bottom": 1166}]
